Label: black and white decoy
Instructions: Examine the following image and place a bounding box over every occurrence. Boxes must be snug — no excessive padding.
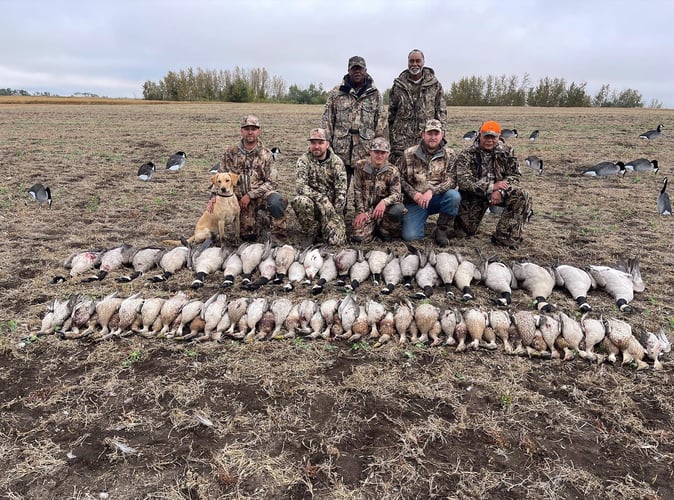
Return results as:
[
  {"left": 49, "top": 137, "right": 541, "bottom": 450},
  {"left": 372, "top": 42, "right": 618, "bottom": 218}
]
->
[
  {"left": 500, "top": 129, "right": 518, "bottom": 139},
  {"left": 166, "top": 151, "right": 187, "bottom": 171},
  {"left": 28, "top": 183, "right": 53, "bottom": 208},
  {"left": 625, "top": 158, "right": 659, "bottom": 174},
  {"left": 137, "top": 161, "right": 156, "bottom": 181},
  {"left": 525, "top": 155, "right": 544, "bottom": 175},
  {"left": 271, "top": 147, "right": 281, "bottom": 161},
  {"left": 528, "top": 130, "right": 539, "bottom": 142},
  {"left": 658, "top": 177, "right": 671, "bottom": 216},
  {"left": 582, "top": 161, "right": 626, "bottom": 177},
  {"left": 463, "top": 130, "right": 477, "bottom": 141},
  {"left": 209, "top": 161, "right": 221, "bottom": 174},
  {"left": 639, "top": 124, "right": 664, "bottom": 140}
]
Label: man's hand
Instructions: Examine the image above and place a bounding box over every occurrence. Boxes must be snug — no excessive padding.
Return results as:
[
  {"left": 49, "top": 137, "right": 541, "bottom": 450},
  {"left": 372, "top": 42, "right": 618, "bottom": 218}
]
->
[
  {"left": 372, "top": 200, "right": 386, "bottom": 220},
  {"left": 239, "top": 194, "right": 251, "bottom": 210},
  {"left": 414, "top": 190, "right": 432, "bottom": 209},
  {"left": 353, "top": 212, "right": 369, "bottom": 228},
  {"left": 490, "top": 189, "right": 504, "bottom": 206},
  {"left": 493, "top": 180, "right": 510, "bottom": 192}
]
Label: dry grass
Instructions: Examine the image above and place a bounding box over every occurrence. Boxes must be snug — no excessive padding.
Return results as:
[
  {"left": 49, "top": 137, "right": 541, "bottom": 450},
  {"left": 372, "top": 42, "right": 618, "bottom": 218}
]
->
[{"left": 0, "top": 102, "right": 672, "bottom": 498}]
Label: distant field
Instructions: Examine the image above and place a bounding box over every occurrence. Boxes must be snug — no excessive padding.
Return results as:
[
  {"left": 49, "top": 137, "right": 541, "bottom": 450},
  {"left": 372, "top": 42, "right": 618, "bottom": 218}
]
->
[{"left": 0, "top": 102, "right": 672, "bottom": 498}]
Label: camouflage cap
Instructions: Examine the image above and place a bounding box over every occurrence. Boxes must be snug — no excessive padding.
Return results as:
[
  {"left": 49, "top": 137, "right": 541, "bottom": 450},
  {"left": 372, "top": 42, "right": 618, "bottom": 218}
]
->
[
  {"left": 308, "top": 128, "right": 329, "bottom": 141},
  {"left": 370, "top": 137, "right": 390, "bottom": 152},
  {"left": 348, "top": 56, "right": 366, "bottom": 69},
  {"left": 424, "top": 119, "right": 443, "bottom": 132},
  {"left": 480, "top": 120, "right": 501, "bottom": 137},
  {"left": 240, "top": 114, "right": 261, "bottom": 128}
]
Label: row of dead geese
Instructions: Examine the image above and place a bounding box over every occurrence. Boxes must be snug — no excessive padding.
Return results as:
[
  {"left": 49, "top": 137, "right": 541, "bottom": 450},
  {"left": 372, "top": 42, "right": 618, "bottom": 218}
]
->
[
  {"left": 35, "top": 290, "right": 670, "bottom": 370},
  {"left": 52, "top": 240, "right": 648, "bottom": 314}
]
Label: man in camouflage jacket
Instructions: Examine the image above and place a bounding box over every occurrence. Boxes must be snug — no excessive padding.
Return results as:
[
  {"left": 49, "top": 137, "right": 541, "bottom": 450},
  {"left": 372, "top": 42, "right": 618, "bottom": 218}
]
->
[
  {"left": 399, "top": 119, "right": 461, "bottom": 247},
  {"left": 388, "top": 49, "right": 447, "bottom": 164},
  {"left": 291, "top": 128, "right": 347, "bottom": 246},
  {"left": 218, "top": 114, "right": 287, "bottom": 241},
  {"left": 351, "top": 137, "right": 406, "bottom": 243},
  {"left": 322, "top": 56, "right": 387, "bottom": 194},
  {"left": 454, "top": 120, "right": 532, "bottom": 249}
]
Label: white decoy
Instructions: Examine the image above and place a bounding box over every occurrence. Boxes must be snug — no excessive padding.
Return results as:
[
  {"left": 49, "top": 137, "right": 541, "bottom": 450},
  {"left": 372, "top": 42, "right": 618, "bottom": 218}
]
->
[
  {"left": 625, "top": 158, "right": 658, "bottom": 174},
  {"left": 271, "top": 147, "right": 281, "bottom": 160},
  {"left": 462, "top": 130, "right": 477, "bottom": 141},
  {"left": 528, "top": 130, "right": 539, "bottom": 142},
  {"left": 137, "top": 161, "right": 156, "bottom": 181},
  {"left": 525, "top": 155, "right": 543, "bottom": 175},
  {"left": 639, "top": 123, "right": 664, "bottom": 140},
  {"left": 166, "top": 151, "right": 187, "bottom": 171},
  {"left": 28, "top": 183, "right": 53, "bottom": 208},
  {"left": 658, "top": 176, "right": 671, "bottom": 216},
  {"left": 582, "top": 161, "right": 626, "bottom": 177},
  {"left": 500, "top": 128, "right": 518, "bottom": 139}
]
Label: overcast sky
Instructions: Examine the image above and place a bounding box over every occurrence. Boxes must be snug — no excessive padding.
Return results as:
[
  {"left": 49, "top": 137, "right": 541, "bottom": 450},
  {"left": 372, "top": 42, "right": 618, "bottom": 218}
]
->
[{"left": 2, "top": 0, "right": 672, "bottom": 107}]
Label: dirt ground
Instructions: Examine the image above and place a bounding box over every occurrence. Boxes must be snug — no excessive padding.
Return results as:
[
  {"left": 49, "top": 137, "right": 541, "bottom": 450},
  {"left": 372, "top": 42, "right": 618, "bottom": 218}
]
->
[{"left": 0, "top": 101, "right": 673, "bottom": 499}]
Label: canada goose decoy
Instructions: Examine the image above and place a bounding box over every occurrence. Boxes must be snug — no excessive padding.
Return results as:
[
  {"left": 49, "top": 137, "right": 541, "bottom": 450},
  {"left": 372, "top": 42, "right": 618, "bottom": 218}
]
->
[
  {"left": 528, "top": 130, "right": 539, "bottom": 142},
  {"left": 500, "top": 128, "right": 518, "bottom": 139},
  {"left": 582, "top": 161, "right": 626, "bottom": 177},
  {"left": 625, "top": 158, "right": 658, "bottom": 174},
  {"left": 525, "top": 155, "right": 543, "bottom": 175},
  {"left": 166, "top": 151, "right": 187, "bottom": 170},
  {"left": 209, "top": 161, "right": 221, "bottom": 174},
  {"left": 463, "top": 130, "right": 477, "bottom": 141},
  {"left": 27, "top": 183, "right": 53, "bottom": 209},
  {"left": 271, "top": 147, "right": 281, "bottom": 160},
  {"left": 137, "top": 161, "right": 156, "bottom": 181},
  {"left": 658, "top": 177, "right": 672, "bottom": 216},
  {"left": 639, "top": 123, "right": 664, "bottom": 140}
]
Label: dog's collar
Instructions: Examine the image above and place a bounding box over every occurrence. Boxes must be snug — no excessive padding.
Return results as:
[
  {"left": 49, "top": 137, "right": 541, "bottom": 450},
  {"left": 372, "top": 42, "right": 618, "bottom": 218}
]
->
[{"left": 215, "top": 192, "right": 234, "bottom": 198}]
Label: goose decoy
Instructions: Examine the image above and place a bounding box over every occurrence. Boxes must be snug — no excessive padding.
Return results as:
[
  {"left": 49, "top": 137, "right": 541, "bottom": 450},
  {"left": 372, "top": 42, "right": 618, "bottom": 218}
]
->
[
  {"left": 209, "top": 161, "right": 221, "bottom": 174},
  {"left": 270, "top": 147, "right": 281, "bottom": 160},
  {"left": 625, "top": 158, "right": 658, "bottom": 174},
  {"left": 166, "top": 151, "right": 187, "bottom": 171},
  {"left": 658, "top": 177, "right": 671, "bottom": 216},
  {"left": 462, "top": 130, "right": 477, "bottom": 141},
  {"left": 27, "top": 183, "right": 53, "bottom": 209},
  {"left": 639, "top": 123, "right": 664, "bottom": 140},
  {"left": 582, "top": 161, "right": 626, "bottom": 177},
  {"left": 137, "top": 161, "right": 156, "bottom": 181},
  {"left": 524, "top": 155, "right": 543, "bottom": 175},
  {"left": 528, "top": 130, "right": 539, "bottom": 142},
  {"left": 500, "top": 128, "right": 518, "bottom": 139}
]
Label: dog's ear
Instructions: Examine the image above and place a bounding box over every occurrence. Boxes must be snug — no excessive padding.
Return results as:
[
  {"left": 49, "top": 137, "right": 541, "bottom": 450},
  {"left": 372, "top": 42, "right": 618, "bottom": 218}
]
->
[
  {"left": 210, "top": 173, "right": 219, "bottom": 185},
  {"left": 229, "top": 172, "right": 240, "bottom": 186}
]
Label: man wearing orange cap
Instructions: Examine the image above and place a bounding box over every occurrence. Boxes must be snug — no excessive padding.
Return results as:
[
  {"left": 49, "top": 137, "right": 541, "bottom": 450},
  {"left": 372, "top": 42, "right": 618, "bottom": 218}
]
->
[{"left": 454, "top": 120, "right": 532, "bottom": 249}]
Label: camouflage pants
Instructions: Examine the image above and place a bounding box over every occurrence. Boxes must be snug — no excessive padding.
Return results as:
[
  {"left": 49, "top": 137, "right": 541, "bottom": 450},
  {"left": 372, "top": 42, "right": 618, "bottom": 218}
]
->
[
  {"left": 455, "top": 187, "right": 532, "bottom": 242},
  {"left": 241, "top": 191, "right": 287, "bottom": 240},
  {"left": 351, "top": 203, "right": 406, "bottom": 243},
  {"left": 291, "top": 195, "right": 346, "bottom": 245}
]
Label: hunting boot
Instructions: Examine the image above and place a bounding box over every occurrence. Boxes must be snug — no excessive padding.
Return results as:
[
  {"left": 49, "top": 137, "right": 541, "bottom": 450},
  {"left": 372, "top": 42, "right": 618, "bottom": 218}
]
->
[{"left": 434, "top": 214, "right": 454, "bottom": 247}]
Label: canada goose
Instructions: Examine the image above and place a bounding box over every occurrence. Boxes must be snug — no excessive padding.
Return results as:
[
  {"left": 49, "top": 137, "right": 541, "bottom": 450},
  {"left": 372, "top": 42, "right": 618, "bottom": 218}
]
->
[
  {"left": 400, "top": 243, "right": 421, "bottom": 289},
  {"left": 238, "top": 239, "right": 271, "bottom": 285},
  {"left": 272, "top": 244, "right": 298, "bottom": 284},
  {"left": 625, "top": 158, "right": 658, "bottom": 174},
  {"left": 245, "top": 253, "right": 277, "bottom": 291},
  {"left": 52, "top": 249, "right": 104, "bottom": 283},
  {"left": 500, "top": 128, "right": 518, "bottom": 139},
  {"left": 434, "top": 250, "right": 459, "bottom": 294},
  {"left": 166, "top": 151, "right": 187, "bottom": 170},
  {"left": 639, "top": 123, "right": 663, "bottom": 140},
  {"left": 480, "top": 255, "right": 517, "bottom": 306},
  {"left": 463, "top": 130, "right": 477, "bottom": 141},
  {"left": 115, "top": 246, "right": 162, "bottom": 282},
  {"left": 27, "top": 183, "right": 53, "bottom": 208},
  {"left": 582, "top": 161, "right": 626, "bottom": 177},
  {"left": 271, "top": 146, "right": 281, "bottom": 160},
  {"left": 334, "top": 247, "right": 359, "bottom": 286},
  {"left": 366, "top": 249, "right": 391, "bottom": 286},
  {"left": 221, "top": 250, "right": 243, "bottom": 287},
  {"left": 525, "top": 155, "right": 543, "bottom": 175},
  {"left": 454, "top": 252, "right": 480, "bottom": 301},
  {"left": 312, "top": 253, "right": 337, "bottom": 294},
  {"left": 189, "top": 239, "right": 228, "bottom": 289},
  {"left": 511, "top": 261, "right": 556, "bottom": 312},
  {"left": 137, "top": 161, "right": 156, "bottom": 181},
  {"left": 346, "top": 250, "right": 370, "bottom": 291},
  {"left": 302, "top": 245, "right": 324, "bottom": 283},
  {"left": 588, "top": 258, "right": 644, "bottom": 312},
  {"left": 658, "top": 177, "right": 671, "bottom": 216},
  {"left": 209, "top": 161, "right": 221, "bottom": 174},
  {"left": 552, "top": 263, "right": 595, "bottom": 312},
  {"left": 81, "top": 243, "right": 134, "bottom": 282},
  {"left": 380, "top": 253, "right": 402, "bottom": 294},
  {"left": 528, "top": 130, "right": 539, "bottom": 142},
  {"left": 413, "top": 246, "right": 439, "bottom": 299},
  {"left": 149, "top": 245, "right": 189, "bottom": 282}
]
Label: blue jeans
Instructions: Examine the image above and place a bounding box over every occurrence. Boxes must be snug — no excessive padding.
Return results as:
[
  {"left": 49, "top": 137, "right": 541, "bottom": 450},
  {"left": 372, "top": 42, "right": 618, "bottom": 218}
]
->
[{"left": 402, "top": 189, "right": 461, "bottom": 241}]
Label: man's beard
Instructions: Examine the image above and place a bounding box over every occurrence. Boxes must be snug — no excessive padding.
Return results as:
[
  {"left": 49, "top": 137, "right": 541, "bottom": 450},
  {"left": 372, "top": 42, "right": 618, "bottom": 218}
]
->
[{"left": 409, "top": 67, "right": 422, "bottom": 76}]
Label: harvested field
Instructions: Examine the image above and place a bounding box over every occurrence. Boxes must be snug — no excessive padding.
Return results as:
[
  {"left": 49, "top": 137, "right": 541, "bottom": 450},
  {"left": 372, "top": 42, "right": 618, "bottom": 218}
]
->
[{"left": 0, "top": 101, "right": 673, "bottom": 499}]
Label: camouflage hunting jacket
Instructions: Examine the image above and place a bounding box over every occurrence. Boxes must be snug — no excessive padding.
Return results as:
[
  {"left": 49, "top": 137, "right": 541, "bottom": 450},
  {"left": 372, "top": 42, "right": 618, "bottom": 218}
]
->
[
  {"left": 321, "top": 75, "right": 387, "bottom": 166},
  {"left": 454, "top": 141, "right": 521, "bottom": 198},
  {"left": 388, "top": 67, "right": 447, "bottom": 155},
  {"left": 295, "top": 148, "right": 348, "bottom": 213},
  {"left": 352, "top": 159, "right": 403, "bottom": 215},
  {"left": 400, "top": 141, "right": 457, "bottom": 205},
  {"left": 219, "top": 140, "right": 277, "bottom": 200}
]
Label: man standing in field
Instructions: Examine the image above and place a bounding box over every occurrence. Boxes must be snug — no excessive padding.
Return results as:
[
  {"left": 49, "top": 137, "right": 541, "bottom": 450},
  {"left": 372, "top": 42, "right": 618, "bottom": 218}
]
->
[
  {"left": 454, "top": 120, "right": 532, "bottom": 249},
  {"left": 351, "top": 137, "right": 406, "bottom": 243},
  {"left": 218, "top": 114, "right": 287, "bottom": 242},
  {"left": 388, "top": 49, "right": 447, "bottom": 165},
  {"left": 291, "top": 128, "right": 347, "bottom": 246},
  {"left": 322, "top": 56, "right": 387, "bottom": 198},
  {"left": 399, "top": 119, "right": 460, "bottom": 247}
]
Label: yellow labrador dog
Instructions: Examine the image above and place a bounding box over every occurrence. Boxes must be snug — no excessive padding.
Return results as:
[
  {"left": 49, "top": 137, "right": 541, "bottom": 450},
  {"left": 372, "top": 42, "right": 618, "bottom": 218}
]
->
[{"left": 188, "top": 172, "right": 240, "bottom": 246}]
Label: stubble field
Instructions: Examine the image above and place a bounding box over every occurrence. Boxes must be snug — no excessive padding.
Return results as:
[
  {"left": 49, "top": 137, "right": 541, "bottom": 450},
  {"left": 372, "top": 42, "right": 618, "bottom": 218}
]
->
[{"left": 0, "top": 100, "right": 673, "bottom": 499}]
